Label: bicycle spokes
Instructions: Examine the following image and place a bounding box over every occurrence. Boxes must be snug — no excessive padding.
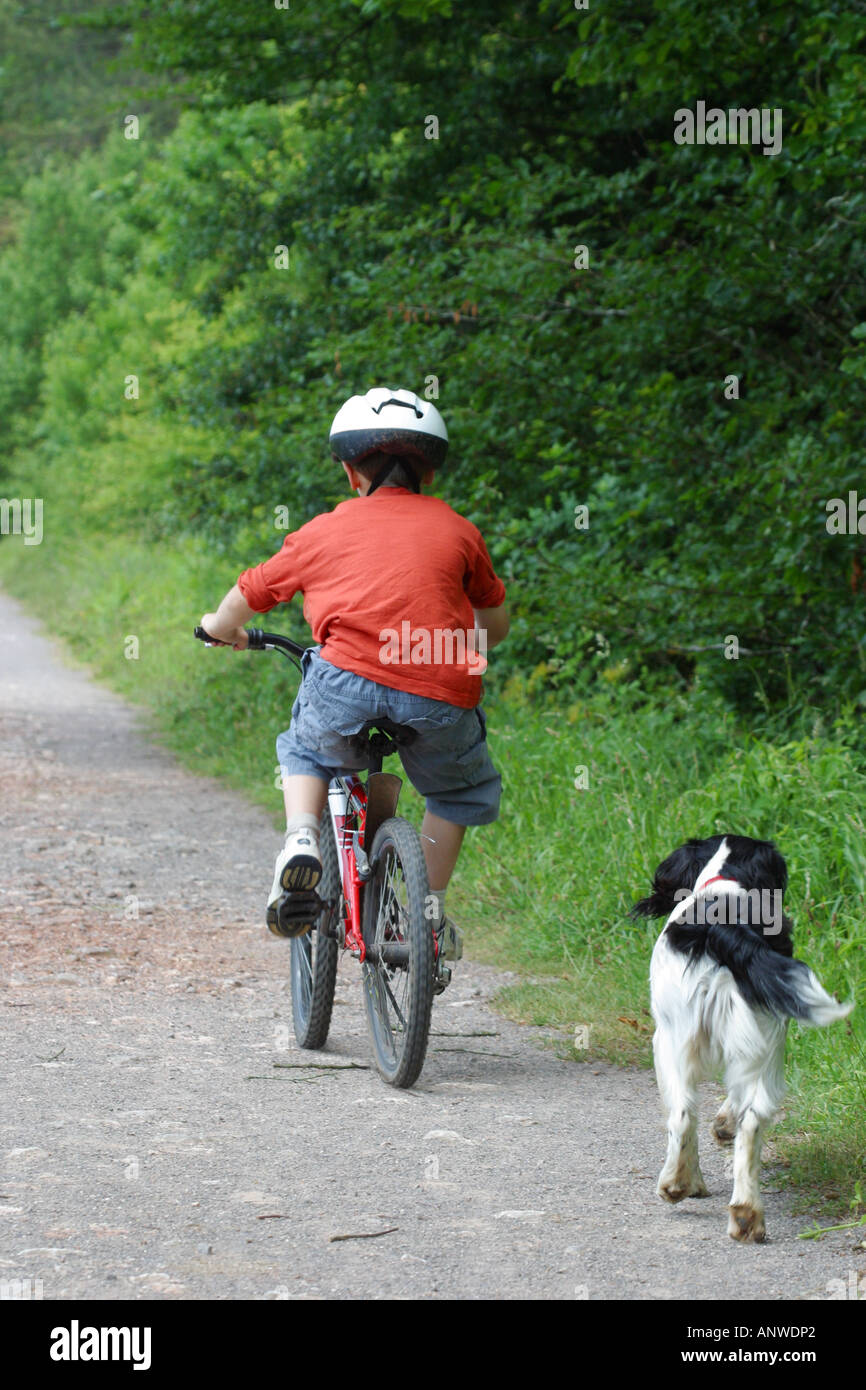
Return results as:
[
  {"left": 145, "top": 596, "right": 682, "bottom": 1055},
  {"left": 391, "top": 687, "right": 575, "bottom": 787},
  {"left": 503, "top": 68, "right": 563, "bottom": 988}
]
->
[
  {"left": 289, "top": 808, "right": 339, "bottom": 1051},
  {"left": 364, "top": 865, "right": 412, "bottom": 1053},
  {"left": 361, "top": 818, "right": 434, "bottom": 1087},
  {"left": 295, "top": 934, "right": 313, "bottom": 1000}
]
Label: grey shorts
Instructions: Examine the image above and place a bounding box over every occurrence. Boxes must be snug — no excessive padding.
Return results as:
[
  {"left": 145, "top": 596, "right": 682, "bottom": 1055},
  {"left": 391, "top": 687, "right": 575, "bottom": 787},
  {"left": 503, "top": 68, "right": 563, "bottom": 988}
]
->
[{"left": 276, "top": 649, "right": 501, "bottom": 826}]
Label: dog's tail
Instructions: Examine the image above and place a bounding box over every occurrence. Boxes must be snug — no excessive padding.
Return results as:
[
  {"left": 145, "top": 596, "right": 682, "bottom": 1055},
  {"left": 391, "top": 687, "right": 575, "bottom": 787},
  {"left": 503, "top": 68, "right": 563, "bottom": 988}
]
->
[
  {"left": 667, "top": 916, "right": 853, "bottom": 1025},
  {"left": 787, "top": 964, "right": 855, "bottom": 1026}
]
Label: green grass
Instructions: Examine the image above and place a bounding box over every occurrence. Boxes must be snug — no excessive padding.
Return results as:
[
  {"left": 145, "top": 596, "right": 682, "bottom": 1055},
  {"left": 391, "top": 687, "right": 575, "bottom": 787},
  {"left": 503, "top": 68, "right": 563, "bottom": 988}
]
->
[{"left": 2, "top": 528, "right": 864, "bottom": 1218}]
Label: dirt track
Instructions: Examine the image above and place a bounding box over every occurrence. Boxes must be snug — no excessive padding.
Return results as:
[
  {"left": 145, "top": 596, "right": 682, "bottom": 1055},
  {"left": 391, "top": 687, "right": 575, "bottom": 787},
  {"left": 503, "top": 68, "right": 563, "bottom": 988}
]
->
[{"left": 1, "top": 591, "right": 862, "bottom": 1301}]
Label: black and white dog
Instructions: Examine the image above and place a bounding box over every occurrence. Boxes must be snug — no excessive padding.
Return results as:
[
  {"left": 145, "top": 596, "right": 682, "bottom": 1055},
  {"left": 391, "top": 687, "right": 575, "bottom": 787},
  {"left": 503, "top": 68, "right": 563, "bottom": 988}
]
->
[{"left": 632, "top": 835, "right": 853, "bottom": 1243}]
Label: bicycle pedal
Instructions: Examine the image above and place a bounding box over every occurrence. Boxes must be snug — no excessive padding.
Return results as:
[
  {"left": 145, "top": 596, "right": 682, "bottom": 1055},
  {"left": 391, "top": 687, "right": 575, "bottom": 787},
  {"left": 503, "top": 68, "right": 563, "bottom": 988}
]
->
[
  {"left": 439, "top": 920, "right": 464, "bottom": 962},
  {"left": 267, "top": 890, "right": 322, "bottom": 940},
  {"left": 434, "top": 963, "right": 452, "bottom": 995}
]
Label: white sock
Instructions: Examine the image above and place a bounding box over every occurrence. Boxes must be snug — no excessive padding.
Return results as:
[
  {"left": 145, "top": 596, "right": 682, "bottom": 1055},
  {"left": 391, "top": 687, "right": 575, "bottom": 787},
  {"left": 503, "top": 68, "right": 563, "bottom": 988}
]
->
[{"left": 285, "top": 814, "right": 320, "bottom": 840}]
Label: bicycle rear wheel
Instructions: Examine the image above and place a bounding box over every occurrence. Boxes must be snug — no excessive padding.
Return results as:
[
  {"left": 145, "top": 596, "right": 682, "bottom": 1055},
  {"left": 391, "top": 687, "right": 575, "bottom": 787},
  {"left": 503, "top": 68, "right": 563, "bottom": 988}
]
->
[
  {"left": 361, "top": 816, "right": 434, "bottom": 1088},
  {"left": 290, "top": 807, "right": 340, "bottom": 1049}
]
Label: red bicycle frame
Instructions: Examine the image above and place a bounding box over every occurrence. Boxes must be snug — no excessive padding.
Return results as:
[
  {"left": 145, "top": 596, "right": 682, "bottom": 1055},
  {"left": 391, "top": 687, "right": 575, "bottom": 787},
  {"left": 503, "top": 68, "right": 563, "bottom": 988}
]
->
[
  {"left": 327, "top": 776, "right": 369, "bottom": 961},
  {"left": 326, "top": 773, "right": 442, "bottom": 970}
]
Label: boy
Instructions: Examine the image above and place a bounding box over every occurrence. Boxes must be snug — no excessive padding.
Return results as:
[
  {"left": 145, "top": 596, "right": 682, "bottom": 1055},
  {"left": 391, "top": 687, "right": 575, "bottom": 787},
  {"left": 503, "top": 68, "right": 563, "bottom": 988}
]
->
[{"left": 200, "top": 387, "right": 508, "bottom": 944}]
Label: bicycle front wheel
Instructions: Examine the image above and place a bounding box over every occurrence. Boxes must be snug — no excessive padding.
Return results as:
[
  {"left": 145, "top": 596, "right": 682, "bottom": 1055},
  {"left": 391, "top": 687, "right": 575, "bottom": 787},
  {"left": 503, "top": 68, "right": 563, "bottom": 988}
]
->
[
  {"left": 361, "top": 816, "right": 434, "bottom": 1088},
  {"left": 290, "top": 807, "right": 340, "bottom": 1049}
]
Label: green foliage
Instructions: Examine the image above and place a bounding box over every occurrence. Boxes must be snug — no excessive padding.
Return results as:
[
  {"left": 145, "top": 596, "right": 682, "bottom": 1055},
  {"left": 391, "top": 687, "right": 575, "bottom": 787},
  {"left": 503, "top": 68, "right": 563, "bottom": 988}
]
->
[
  {"left": 0, "top": 0, "right": 178, "bottom": 204},
  {"left": 3, "top": 0, "right": 862, "bottom": 709}
]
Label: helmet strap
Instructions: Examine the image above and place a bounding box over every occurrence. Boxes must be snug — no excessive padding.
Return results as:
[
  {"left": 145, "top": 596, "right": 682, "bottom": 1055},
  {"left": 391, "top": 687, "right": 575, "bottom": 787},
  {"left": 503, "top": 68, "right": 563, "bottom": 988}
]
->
[{"left": 365, "top": 455, "right": 421, "bottom": 496}]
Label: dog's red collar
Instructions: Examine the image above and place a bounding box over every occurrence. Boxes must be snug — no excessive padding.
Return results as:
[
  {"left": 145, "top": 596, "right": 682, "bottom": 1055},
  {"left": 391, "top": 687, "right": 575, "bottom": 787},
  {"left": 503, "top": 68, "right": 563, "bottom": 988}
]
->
[{"left": 700, "top": 874, "right": 738, "bottom": 890}]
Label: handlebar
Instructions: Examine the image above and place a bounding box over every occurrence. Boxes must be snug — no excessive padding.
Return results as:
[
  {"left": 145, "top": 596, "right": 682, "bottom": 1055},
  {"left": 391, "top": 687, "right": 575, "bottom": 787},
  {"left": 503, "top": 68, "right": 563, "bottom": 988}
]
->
[{"left": 194, "top": 625, "right": 307, "bottom": 660}]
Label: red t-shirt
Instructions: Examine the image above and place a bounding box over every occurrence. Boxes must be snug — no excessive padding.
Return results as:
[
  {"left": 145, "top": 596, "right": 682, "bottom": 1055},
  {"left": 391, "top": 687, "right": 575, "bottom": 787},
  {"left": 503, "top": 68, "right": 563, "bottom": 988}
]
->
[{"left": 237, "top": 488, "right": 506, "bottom": 708}]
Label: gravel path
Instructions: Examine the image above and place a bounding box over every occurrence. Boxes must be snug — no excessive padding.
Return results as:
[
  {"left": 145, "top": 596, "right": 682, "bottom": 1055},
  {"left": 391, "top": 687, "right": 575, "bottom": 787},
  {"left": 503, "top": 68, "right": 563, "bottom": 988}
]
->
[{"left": 0, "top": 591, "right": 861, "bottom": 1301}]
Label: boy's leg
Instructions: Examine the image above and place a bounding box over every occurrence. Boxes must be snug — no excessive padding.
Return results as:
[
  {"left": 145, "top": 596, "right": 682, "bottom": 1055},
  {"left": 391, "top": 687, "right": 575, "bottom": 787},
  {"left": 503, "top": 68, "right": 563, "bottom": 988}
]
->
[
  {"left": 420, "top": 810, "right": 465, "bottom": 892},
  {"left": 269, "top": 774, "right": 329, "bottom": 914},
  {"left": 283, "top": 773, "right": 329, "bottom": 823},
  {"left": 420, "top": 812, "right": 466, "bottom": 963},
  {"left": 268, "top": 650, "right": 367, "bottom": 933},
  {"left": 397, "top": 704, "right": 500, "bottom": 962}
]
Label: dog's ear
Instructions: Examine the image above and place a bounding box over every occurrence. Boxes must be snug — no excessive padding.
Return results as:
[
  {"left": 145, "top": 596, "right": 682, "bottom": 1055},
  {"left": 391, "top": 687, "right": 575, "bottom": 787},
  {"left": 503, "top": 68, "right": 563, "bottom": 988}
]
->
[
  {"left": 630, "top": 838, "right": 720, "bottom": 918},
  {"left": 724, "top": 836, "right": 788, "bottom": 895}
]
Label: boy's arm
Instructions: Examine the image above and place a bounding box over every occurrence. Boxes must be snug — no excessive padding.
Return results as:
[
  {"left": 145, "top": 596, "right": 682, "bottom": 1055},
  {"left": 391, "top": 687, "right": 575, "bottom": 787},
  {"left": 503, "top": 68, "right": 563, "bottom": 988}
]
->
[
  {"left": 473, "top": 603, "right": 509, "bottom": 649},
  {"left": 200, "top": 583, "right": 258, "bottom": 649}
]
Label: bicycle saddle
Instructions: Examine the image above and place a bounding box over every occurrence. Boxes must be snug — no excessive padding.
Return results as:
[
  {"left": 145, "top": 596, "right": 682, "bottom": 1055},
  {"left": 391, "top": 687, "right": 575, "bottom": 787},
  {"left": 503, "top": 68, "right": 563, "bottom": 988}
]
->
[{"left": 351, "top": 718, "right": 418, "bottom": 756}]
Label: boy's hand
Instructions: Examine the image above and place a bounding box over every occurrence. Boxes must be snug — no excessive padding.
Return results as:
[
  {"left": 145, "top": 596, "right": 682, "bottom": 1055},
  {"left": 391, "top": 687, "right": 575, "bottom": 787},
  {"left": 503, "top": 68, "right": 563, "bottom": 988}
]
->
[
  {"left": 473, "top": 603, "right": 510, "bottom": 650},
  {"left": 199, "top": 585, "right": 258, "bottom": 649},
  {"left": 200, "top": 613, "right": 249, "bottom": 650}
]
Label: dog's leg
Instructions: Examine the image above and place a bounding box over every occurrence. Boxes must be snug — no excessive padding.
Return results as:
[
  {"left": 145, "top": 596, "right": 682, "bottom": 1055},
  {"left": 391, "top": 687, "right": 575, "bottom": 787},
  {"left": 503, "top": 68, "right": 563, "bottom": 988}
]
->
[
  {"left": 725, "top": 1024, "right": 785, "bottom": 1243},
  {"left": 711, "top": 1096, "right": 737, "bottom": 1147},
  {"left": 654, "top": 1027, "right": 709, "bottom": 1203},
  {"left": 727, "top": 1105, "right": 766, "bottom": 1242}
]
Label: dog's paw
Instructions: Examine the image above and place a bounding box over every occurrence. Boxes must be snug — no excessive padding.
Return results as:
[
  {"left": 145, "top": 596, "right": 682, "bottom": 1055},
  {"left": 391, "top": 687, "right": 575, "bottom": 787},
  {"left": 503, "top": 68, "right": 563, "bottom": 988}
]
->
[
  {"left": 711, "top": 1112, "right": 736, "bottom": 1146},
  {"left": 658, "top": 1171, "right": 709, "bottom": 1203},
  {"left": 728, "top": 1203, "right": 766, "bottom": 1243}
]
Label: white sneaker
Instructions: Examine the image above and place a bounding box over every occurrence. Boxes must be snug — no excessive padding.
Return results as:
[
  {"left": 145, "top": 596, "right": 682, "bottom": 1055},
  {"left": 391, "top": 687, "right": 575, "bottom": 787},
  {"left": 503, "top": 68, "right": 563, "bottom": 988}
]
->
[{"left": 269, "top": 826, "right": 322, "bottom": 905}]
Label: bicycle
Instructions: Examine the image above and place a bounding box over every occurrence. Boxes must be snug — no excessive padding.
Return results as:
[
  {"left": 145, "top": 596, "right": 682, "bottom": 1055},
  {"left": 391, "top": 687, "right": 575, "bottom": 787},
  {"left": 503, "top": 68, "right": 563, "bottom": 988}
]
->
[{"left": 194, "top": 624, "right": 456, "bottom": 1088}]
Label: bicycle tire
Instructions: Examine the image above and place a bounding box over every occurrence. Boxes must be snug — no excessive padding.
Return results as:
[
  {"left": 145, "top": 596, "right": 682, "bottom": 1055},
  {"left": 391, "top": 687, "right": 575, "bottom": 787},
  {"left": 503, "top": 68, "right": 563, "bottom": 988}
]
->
[
  {"left": 290, "top": 807, "right": 340, "bottom": 1049},
  {"left": 361, "top": 815, "right": 434, "bottom": 1088}
]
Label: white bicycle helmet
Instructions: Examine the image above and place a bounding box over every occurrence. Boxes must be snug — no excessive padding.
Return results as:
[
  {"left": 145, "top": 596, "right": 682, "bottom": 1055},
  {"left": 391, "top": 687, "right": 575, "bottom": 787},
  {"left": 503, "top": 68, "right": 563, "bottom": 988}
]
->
[{"left": 329, "top": 387, "right": 448, "bottom": 493}]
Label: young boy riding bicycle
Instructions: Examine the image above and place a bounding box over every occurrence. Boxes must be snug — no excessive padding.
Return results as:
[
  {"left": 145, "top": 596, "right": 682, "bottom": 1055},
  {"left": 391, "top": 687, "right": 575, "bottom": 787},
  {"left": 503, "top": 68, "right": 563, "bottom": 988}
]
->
[{"left": 200, "top": 387, "right": 508, "bottom": 946}]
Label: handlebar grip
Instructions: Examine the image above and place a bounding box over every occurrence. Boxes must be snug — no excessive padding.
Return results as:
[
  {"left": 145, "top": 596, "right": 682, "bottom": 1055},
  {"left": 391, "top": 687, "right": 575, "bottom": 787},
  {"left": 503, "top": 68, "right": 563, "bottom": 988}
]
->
[
  {"left": 194, "top": 625, "right": 228, "bottom": 645},
  {"left": 194, "top": 625, "right": 267, "bottom": 649}
]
